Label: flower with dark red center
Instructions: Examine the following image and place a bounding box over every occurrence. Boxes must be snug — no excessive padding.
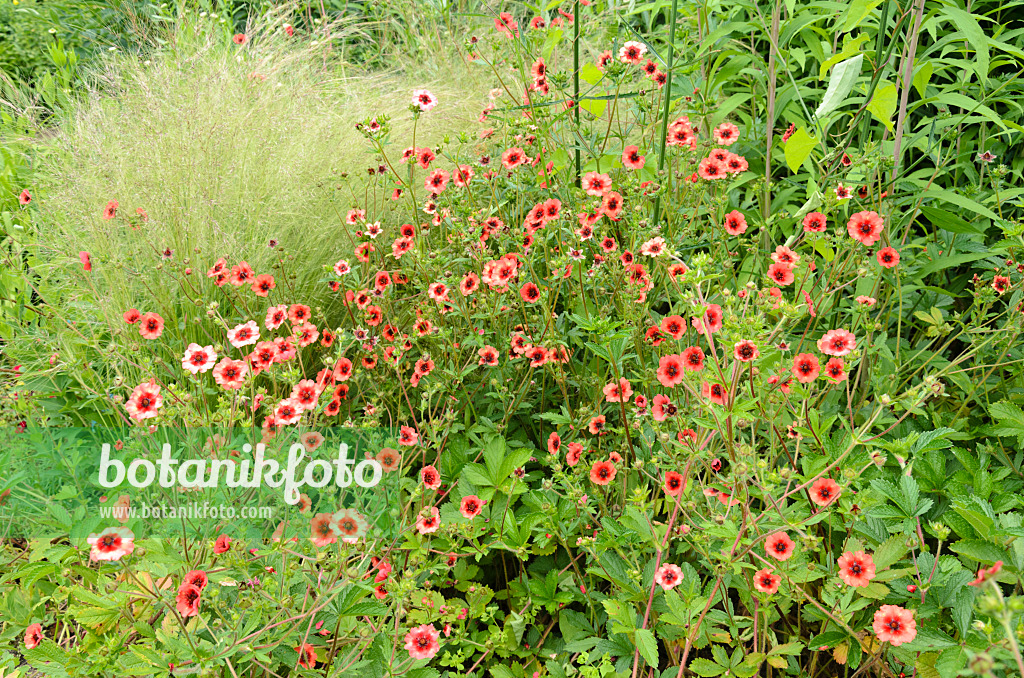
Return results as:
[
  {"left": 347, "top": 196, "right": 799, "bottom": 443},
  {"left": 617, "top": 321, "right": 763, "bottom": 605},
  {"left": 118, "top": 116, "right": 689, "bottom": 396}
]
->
[
  {"left": 837, "top": 550, "right": 875, "bottom": 587},
  {"left": 723, "top": 210, "right": 747, "bottom": 235},
  {"left": 663, "top": 471, "right": 684, "bottom": 496},
  {"left": 734, "top": 340, "right": 759, "bottom": 362},
  {"left": 589, "top": 460, "right": 617, "bottom": 485},
  {"left": 753, "top": 568, "right": 781, "bottom": 594},
  {"left": 847, "top": 210, "right": 884, "bottom": 246},
  {"left": 765, "top": 532, "right": 795, "bottom": 561},
  {"left": 421, "top": 465, "right": 441, "bottom": 490},
  {"left": 681, "top": 346, "right": 705, "bottom": 371},
  {"left": 404, "top": 624, "right": 441, "bottom": 659},
  {"left": 460, "top": 495, "right": 483, "bottom": 518},
  {"left": 876, "top": 247, "right": 900, "bottom": 268},
  {"left": 657, "top": 354, "right": 685, "bottom": 387},
  {"left": 792, "top": 353, "right": 820, "bottom": 383},
  {"left": 654, "top": 564, "right": 683, "bottom": 590},
  {"left": 802, "top": 211, "right": 827, "bottom": 233},
  {"left": 872, "top": 605, "right": 917, "bottom": 646},
  {"left": 809, "top": 477, "right": 840, "bottom": 507}
]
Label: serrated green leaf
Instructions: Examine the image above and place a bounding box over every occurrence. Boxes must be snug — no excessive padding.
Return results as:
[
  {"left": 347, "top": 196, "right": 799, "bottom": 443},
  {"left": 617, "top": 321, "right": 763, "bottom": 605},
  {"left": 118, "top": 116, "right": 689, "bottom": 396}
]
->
[
  {"left": 635, "top": 628, "right": 659, "bottom": 668},
  {"left": 688, "top": 657, "right": 726, "bottom": 677}
]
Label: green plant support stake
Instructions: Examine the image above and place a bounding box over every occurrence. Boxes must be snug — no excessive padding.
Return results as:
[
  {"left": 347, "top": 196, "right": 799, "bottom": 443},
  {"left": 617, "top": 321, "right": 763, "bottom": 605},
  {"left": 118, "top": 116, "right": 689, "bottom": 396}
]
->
[
  {"left": 574, "top": 0, "right": 581, "bottom": 188},
  {"left": 651, "top": 0, "right": 679, "bottom": 228}
]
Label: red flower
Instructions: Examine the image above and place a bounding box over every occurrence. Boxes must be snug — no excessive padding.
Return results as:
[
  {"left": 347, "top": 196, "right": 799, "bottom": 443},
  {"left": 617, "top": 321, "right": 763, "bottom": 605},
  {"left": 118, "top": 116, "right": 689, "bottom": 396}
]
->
[
  {"left": 582, "top": 171, "right": 612, "bottom": 196},
  {"left": 588, "top": 415, "right": 606, "bottom": 434},
  {"left": 702, "top": 381, "right": 727, "bottom": 405},
  {"left": 654, "top": 563, "right": 683, "bottom": 590},
  {"left": 296, "top": 643, "right": 317, "bottom": 668},
  {"left": 460, "top": 495, "right": 483, "bottom": 518},
  {"left": 765, "top": 532, "right": 795, "bottom": 561},
  {"left": 657, "top": 354, "right": 685, "bottom": 387},
  {"left": 212, "top": 358, "right": 248, "bottom": 390},
  {"left": 817, "top": 329, "right": 856, "bottom": 356},
  {"left": 233, "top": 33, "right": 247, "bottom": 45},
  {"left": 847, "top": 211, "right": 884, "bottom": 246},
  {"left": 660, "top": 315, "right": 685, "bottom": 339},
  {"left": 19, "top": 189, "right": 31, "bottom": 205},
  {"left": 968, "top": 560, "right": 1003, "bottom": 587},
  {"left": 213, "top": 534, "right": 232, "bottom": 553},
  {"left": 501, "top": 147, "right": 527, "bottom": 169},
  {"left": 753, "top": 568, "right": 781, "bottom": 594},
  {"left": 175, "top": 584, "right": 202, "bottom": 617},
  {"left": 252, "top": 274, "right": 275, "bottom": 296},
  {"left": 824, "top": 357, "right": 847, "bottom": 381},
  {"left": 652, "top": 394, "right": 676, "bottom": 421},
  {"left": 79, "top": 251, "right": 92, "bottom": 272},
  {"left": 876, "top": 247, "right": 900, "bottom": 268},
  {"left": 421, "top": 465, "right": 441, "bottom": 490},
  {"left": 520, "top": 282, "right": 542, "bottom": 303},
  {"left": 837, "top": 550, "right": 876, "bottom": 587},
  {"left": 809, "top": 477, "right": 840, "bottom": 507},
  {"left": 404, "top": 624, "right": 441, "bottom": 660},
  {"left": 802, "top": 211, "right": 827, "bottom": 233},
  {"left": 589, "top": 460, "right": 616, "bottom": 485},
  {"left": 622, "top": 145, "right": 645, "bottom": 169},
  {"left": 602, "top": 378, "right": 633, "bottom": 402},
  {"left": 713, "top": 122, "right": 739, "bottom": 145},
  {"left": 102, "top": 200, "right": 118, "bottom": 220},
  {"left": 24, "top": 622, "right": 43, "bottom": 649},
  {"left": 767, "top": 262, "right": 794, "bottom": 286},
  {"left": 399, "top": 425, "right": 419, "bottom": 446},
  {"left": 681, "top": 346, "right": 705, "bottom": 371},
  {"left": 663, "top": 471, "right": 684, "bottom": 496},
  {"left": 791, "top": 353, "right": 820, "bottom": 383},
  {"left": 872, "top": 605, "right": 917, "bottom": 646},
  {"left": 723, "top": 210, "right": 747, "bottom": 235},
  {"left": 733, "top": 340, "right": 759, "bottom": 362},
  {"left": 697, "top": 157, "right": 726, "bottom": 180}
]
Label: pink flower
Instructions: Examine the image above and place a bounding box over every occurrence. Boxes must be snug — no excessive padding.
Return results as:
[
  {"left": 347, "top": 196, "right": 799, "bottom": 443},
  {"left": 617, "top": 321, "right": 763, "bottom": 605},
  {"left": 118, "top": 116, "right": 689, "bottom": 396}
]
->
[
  {"left": 654, "top": 564, "right": 684, "bottom": 590},
  {"left": 227, "top": 321, "right": 260, "bottom": 348},
  {"left": 404, "top": 623, "right": 441, "bottom": 659},
  {"left": 416, "top": 506, "right": 441, "bottom": 535},
  {"left": 817, "top": 329, "right": 856, "bottom": 356},
  {"left": 87, "top": 526, "right": 135, "bottom": 561},
  {"left": 809, "top": 477, "right": 840, "bottom": 507},
  {"left": 837, "top": 551, "right": 876, "bottom": 587},
  {"left": 602, "top": 378, "right": 633, "bottom": 402},
  {"left": 753, "top": 568, "right": 781, "bottom": 594},
  {"left": 765, "top": 532, "right": 795, "bottom": 561},
  {"left": 24, "top": 623, "right": 43, "bottom": 649},
  {"left": 181, "top": 343, "right": 217, "bottom": 374},
  {"left": 873, "top": 605, "right": 917, "bottom": 646}
]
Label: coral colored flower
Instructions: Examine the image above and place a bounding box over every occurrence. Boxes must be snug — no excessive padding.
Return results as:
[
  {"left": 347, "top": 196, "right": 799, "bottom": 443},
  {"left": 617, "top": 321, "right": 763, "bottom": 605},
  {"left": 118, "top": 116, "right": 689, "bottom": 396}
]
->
[
  {"left": 19, "top": 189, "right": 32, "bottom": 205},
  {"left": 618, "top": 40, "right": 647, "bottom": 64},
  {"left": 232, "top": 33, "right": 246, "bottom": 44},
  {"left": 501, "top": 147, "right": 527, "bottom": 169},
  {"left": 792, "top": 353, "right": 820, "bottom": 383},
  {"left": 288, "top": 304, "right": 311, "bottom": 324},
  {"left": 520, "top": 282, "right": 542, "bottom": 303},
  {"left": 421, "top": 465, "right": 441, "bottom": 490},
  {"left": 809, "top": 477, "right": 841, "bottom": 506},
  {"left": 425, "top": 168, "right": 449, "bottom": 195},
  {"left": 657, "top": 354, "right": 685, "bottom": 387},
  {"left": 182, "top": 343, "right": 217, "bottom": 374},
  {"left": 837, "top": 551, "right": 876, "bottom": 587},
  {"left": 412, "top": 89, "right": 437, "bottom": 112},
  {"left": 622, "top": 145, "right": 645, "bottom": 169},
  {"left": 79, "top": 251, "right": 92, "bottom": 272},
  {"left": 723, "top": 210, "right": 747, "bottom": 235},
  {"left": 697, "top": 157, "right": 726, "bottom": 180},
  {"left": 767, "top": 262, "right": 795, "bottom": 286},
  {"left": 405, "top": 623, "right": 441, "bottom": 660},
  {"left": 640, "top": 236, "right": 665, "bottom": 257},
  {"left": 547, "top": 432, "right": 562, "bottom": 455},
  {"left": 765, "top": 532, "right": 795, "bottom": 561},
  {"left": 702, "top": 381, "right": 727, "bottom": 405},
  {"left": 681, "top": 346, "right": 705, "bottom": 371},
  {"left": 126, "top": 379, "right": 162, "bottom": 420},
  {"left": 87, "top": 526, "right": 135, "bottom": 561},
  {"left": 734, "top": 340, "right": 759, "bottom": 362},
  {"left": 582, "top": 171, "right": 612, "bottom": 196},
  {"left": 652, "top": 394, "right": 676, "bottom": 421},
  {"left": 660, "top": 315, "right": 685, "bottom": 339},
  {"left": 296, "top": 643, "right": 317, "bottom": 669},
  {"left": 460, "top": 495, "right": 483, "bottom": 518},
  {"left": 123, "top": 308, "right": 141, "bottom": 324},
  {"left": 138, "top": 312, "right": 164, "bottom": 340},
  {"left": 753, "top": 568, "right": 781, "bottom": 594},
  {"left": 24, "top": 622, "right": 42, "bottom": 649},
  {"left": 265, "top": 304, "right": 287, "bottom": 330},
  {"left": 416, "top": 506, "right": 440, "bottom": 535},
  {"left": 602, "top": 378, "right": 633, "bottom": 402},
  {"left": 310, "top": 512, "right": 338, "bottom": 547},
  {"left": 175, "top": 584, "right": 202, "bottom": 617},
  {"left": 213, "top": 534, "right": 232, "bottom": 553},
  {"left": 102, "top": 200, "right": 119, "bottom": 219},
  {"left": 877, "top": 247, "right": 900, "bottom": 268},
  {"left": 251, "top": 273, "right": 275, "bottom": 296},
  {"left": 588, "top": 415, "right": 606, "bottom": 434},
  {"left": 273, "top": 398, "right": 303, "bottom": 426},
  {"left": 817, "top": 329, "right": 856, "bottom": 356},
  {"left": 847, "top": 211, "right": 884, "bottom": 246},
  {"left": 802, "top": 211, "right": 827, "bottom": 233},
  {"left": 566, "top": 442, "right": 582, "bottom": 466},
  {"left": 654, "top": 563, "right": 684, "bottom": 590},
  {"left": 212, "top": 358, "right": 248, "bottom": 390},
  {"left": 713, "top": 122, "right": 739, "bottom": 145},
  {"left": 478, "top": 345, "right": 499, "bottom": 366},
  {"left": 824, "top": 357, "right": 847, "bottom": 381},
  {"left": 873, "top": 605, "right": 917, "bottom": 646},
  {"left": 377, "top": 447, "right": 402, "bottom": 472},
  {"left": 968, "top": 560, "right": 1003, "bottom": 586},
  {"left": 663, "top": 471, "right": 684, "bottom": 496},
  {"left": 227, "top": 320, "right": 260, "bottom": 348},
  {"left": 333, "top": 508, "right": 368, "bottom": 539},
  {"left": 590, "top": 460, "right": 617, "bottom": 485},
  {"left": 399, "top": 425, "right": 419, "bottom": 446}
]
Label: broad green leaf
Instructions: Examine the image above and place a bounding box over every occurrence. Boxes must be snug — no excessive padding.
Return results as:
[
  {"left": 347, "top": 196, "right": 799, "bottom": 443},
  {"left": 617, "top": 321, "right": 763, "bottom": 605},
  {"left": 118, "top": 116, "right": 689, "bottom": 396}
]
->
[
  {"left": 784, "top": 127, "right": 815, "bottom": 172},
  {"left": 819, "top": 36, "right": 868, "bottom": 79},
  {"left": 580, "top": 63, "right": 604, "bottom": 86},
  {"left": 866, "top": 82, "right": 897, "bottom": 132},
  {"left": 815, "top": 54, "right": 864, "bottom": 119},
  {"left": 688, "top": 658, "right": 726, "bottom": 677},
  {"left": 913, "top": 60, "right": 933, "bottom": 98},
  {"left": 843, "top": 0, "right": 881, "bottom": 32},
  {"left": 943, "top": 6, "right": 989, "bottom": 85},
  {"left": 919, "top": 187, "right": 999, "bottom": 221},
  {"left": 580, "top": 97, "right": 607, "bottom": 118},
  {"left": 920, "top": 207, "right": 984, "bottom": 235},
  {"left": 635, "top": 628, "right": 659, "bottom": 668}
]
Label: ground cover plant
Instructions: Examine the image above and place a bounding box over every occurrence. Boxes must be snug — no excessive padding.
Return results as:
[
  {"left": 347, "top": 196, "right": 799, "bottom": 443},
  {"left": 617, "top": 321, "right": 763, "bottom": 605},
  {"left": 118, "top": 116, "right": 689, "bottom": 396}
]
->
[{"left": 2, "top": 1, "right": 1024, "bottom": 677}]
